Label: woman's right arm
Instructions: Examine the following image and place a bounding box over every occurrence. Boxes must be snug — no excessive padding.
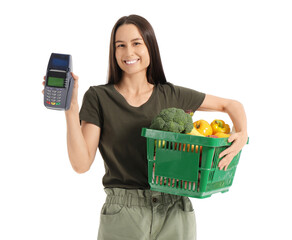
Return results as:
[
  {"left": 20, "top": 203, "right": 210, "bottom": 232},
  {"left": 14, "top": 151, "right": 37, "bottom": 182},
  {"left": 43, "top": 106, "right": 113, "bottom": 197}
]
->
[
  {"left": 43, "top": 73, "right": 100, "bottom": 173},
  {"left": 65, "top": 108, "right": 100, "bottom": 173}
]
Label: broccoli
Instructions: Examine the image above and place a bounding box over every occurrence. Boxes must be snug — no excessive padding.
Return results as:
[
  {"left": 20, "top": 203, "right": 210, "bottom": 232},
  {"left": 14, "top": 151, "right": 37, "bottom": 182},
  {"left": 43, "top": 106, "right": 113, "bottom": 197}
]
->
[{"left": 150, "top": 107, "right": 193, "bottom": 133}]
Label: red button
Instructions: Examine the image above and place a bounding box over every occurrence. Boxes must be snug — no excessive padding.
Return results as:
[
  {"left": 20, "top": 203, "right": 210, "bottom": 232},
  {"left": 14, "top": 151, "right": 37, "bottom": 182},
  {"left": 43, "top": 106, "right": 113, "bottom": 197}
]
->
[{"left": 46, "top": 101, "right": 51, "bottom": 104}]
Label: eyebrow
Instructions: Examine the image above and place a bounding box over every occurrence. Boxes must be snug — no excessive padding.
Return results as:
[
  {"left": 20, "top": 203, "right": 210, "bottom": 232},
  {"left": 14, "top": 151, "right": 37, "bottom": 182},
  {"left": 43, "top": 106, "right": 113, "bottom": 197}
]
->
[{"left": 115, "top": 38, "right": 143, "bottom": 43}]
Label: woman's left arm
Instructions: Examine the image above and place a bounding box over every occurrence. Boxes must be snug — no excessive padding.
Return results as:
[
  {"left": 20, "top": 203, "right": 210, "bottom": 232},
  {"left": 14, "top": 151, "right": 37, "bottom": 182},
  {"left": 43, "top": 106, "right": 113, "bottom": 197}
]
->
[{"left": 198, "top": 94, "right": 248, "bottom": 171}]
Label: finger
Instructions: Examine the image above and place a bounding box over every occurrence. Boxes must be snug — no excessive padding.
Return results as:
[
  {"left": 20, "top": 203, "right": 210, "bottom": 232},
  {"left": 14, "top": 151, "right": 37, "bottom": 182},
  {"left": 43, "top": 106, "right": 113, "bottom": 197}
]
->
[
  {"left": 228, "top": 133, "right": 237, "bottom": 143},
  {"left": 221, "top": 158, "right": 232, "bottom": 171},
  {"left": 218, "top": 159, "right": 230, "bottom": 170},
  {"left": 42, "top": 79, "right": 45, "bottom": 94},
  {"left": 218, "top": 153, "right": 234, "bottom": 170},
  {"left": 218, "top": 157, "right": 226, "bottom": 170},
  {"left": 219, "top": 146, "right": 234, "bottom": 158},
  {"left": 43, "top": 76, "right": 46, "bottom": 80},
  {"left": 71, "top": 72, "right": 79, "bottom": 81}
]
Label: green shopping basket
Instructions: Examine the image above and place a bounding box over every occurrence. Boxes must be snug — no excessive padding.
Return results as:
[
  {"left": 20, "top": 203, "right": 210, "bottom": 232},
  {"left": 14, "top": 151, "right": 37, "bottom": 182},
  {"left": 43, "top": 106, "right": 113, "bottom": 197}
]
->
[{"left": 141, "top": 128, "right": 248, "bottom": 199}]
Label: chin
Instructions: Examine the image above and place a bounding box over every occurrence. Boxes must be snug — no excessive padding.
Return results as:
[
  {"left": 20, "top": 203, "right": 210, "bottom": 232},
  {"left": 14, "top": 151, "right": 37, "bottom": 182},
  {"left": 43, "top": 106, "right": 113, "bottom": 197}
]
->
[{"left": 122, "top": 68, "right": 148, "bottom": 77}]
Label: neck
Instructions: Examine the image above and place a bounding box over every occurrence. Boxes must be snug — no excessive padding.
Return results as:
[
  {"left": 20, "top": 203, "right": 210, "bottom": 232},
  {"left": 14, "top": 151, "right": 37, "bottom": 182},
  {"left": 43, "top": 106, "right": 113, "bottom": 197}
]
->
[{"left": 117, "top": 71, "right": 152, "bottom": 95}]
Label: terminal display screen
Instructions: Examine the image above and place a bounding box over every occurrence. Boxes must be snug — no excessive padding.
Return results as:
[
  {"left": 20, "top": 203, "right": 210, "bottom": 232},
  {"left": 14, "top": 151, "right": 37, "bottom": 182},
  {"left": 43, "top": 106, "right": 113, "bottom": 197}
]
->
[{"left": 47, "top": 77, "right": 65, "bottom": 87}]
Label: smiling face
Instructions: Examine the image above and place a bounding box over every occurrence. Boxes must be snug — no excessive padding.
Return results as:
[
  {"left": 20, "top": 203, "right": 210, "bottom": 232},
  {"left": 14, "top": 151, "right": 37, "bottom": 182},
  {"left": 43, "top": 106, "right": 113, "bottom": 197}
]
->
[{"left": 115, "top": 24, "right": 150, "bottom": 78}]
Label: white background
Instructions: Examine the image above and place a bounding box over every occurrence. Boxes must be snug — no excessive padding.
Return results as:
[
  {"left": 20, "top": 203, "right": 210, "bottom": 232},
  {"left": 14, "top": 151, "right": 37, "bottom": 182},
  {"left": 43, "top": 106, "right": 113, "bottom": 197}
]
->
[{"left": 1, "top": 0, "right": 291, "bottom": 239}]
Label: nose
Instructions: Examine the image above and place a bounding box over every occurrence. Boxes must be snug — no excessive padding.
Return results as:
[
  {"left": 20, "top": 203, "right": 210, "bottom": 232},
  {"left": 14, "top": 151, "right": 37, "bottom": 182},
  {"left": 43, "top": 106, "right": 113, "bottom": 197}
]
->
[{"left": 125, "top": 45, "right": 134, "bottom": 57}]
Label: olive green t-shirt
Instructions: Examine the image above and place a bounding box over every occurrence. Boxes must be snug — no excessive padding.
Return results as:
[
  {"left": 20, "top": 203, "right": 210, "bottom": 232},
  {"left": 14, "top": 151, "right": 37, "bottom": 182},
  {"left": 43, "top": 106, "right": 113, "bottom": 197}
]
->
[{"left": 79, "top": 82, "right": 205, "bottom": 189}]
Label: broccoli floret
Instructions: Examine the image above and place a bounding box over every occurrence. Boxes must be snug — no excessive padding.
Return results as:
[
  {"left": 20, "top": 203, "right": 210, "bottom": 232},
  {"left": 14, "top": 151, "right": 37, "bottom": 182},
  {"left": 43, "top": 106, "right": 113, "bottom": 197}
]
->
[
  {"left": 150, "top": 107, "right": 193, "bottom": 133},
  {"left": 149, "top": 116, "right": 165, "bottom": 130}
]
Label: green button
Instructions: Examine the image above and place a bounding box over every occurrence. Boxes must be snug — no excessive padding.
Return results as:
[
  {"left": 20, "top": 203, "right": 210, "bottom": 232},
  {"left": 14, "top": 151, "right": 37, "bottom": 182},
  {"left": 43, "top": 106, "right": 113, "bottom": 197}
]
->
[{"left": 56, "top": 102, "right": 61, "bottom": 105}]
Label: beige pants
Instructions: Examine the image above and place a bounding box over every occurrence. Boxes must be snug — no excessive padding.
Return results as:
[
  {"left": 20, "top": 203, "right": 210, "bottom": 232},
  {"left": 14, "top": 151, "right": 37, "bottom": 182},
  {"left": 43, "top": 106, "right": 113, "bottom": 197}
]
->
[{"left": 97, "top": 188, "right": 196, "bottom": 240}]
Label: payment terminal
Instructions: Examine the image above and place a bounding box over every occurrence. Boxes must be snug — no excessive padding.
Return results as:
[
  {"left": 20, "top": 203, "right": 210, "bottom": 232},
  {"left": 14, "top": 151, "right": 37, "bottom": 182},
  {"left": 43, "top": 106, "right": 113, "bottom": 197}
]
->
[{"left": 44, "top": 53, "right": 74, "bottom": 110}]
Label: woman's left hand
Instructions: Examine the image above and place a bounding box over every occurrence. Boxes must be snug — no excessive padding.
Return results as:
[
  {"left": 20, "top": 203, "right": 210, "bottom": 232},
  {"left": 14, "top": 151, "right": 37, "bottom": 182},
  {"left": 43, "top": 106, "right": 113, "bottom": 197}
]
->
[{"left": 218, "top": 131, "right": 248, "bottom": 171}]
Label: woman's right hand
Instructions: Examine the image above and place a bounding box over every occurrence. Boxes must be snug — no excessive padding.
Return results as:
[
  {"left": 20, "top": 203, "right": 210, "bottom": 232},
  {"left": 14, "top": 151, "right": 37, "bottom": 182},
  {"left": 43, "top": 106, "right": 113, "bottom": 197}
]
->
[
  {"left": 42, "top": 72, "right": 79, "bottom": 109},
  {"left": 68, "top": 72, "right": 79, "bottom": 106}
]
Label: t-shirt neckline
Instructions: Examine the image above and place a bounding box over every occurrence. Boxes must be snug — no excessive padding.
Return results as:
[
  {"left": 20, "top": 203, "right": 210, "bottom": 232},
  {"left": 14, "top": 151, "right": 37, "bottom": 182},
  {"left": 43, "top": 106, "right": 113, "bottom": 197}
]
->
[{"left": 111, "top": 83, "right": 157, "bottom": 109}]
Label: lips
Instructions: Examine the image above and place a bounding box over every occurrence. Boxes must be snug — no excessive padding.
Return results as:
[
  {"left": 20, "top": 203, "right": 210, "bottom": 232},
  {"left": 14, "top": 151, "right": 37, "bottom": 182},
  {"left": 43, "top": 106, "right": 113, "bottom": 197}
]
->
[{"left": 124, "top": 59, "right": 139, "bottom": 65}]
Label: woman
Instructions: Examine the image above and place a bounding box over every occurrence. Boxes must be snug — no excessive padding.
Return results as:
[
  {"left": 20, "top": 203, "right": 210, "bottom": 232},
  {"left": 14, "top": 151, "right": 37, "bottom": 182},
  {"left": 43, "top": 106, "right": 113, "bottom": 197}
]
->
[{"left": 43, "top": 15, "right": 248, "bottom": 240}]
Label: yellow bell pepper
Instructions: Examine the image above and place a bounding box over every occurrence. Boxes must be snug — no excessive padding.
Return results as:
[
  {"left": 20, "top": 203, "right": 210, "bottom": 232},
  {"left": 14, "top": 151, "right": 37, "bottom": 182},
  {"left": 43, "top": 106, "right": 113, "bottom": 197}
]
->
[
  {"left": 194, "top": 120, "right": 213, "bottom": 136},
  {"left": 211, "top": 119, "right": 230, "bottom": 134},
  {"left": 214, "top": 132, "right": 231, "bottom": 138}
]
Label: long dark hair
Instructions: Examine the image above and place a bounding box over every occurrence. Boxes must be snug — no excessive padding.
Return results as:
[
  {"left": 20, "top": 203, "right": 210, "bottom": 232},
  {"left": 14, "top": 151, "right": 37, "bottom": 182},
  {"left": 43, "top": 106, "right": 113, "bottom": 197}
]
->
[{"left": 107, "top": 15, "right": 167, "bottom": 85}]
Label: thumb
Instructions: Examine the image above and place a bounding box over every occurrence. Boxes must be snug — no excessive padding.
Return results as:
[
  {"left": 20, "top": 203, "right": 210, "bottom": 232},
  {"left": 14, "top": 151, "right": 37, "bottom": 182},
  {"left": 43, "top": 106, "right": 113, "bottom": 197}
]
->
[
  {"left": 228, "top": 133, "right": 237, "bottom": 143},
  {"left": 71, "top": 72, "right": 79, "bottom": 81},
  {"left": 71, "top": 72, "right": 79, "bottom": 90}
]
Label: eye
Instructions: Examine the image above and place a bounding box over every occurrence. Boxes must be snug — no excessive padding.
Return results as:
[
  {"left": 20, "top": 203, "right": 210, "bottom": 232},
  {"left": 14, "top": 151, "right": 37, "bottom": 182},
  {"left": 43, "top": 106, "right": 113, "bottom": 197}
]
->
[
  {"left": 134, "top": 42, "right": 141, "bottom": 46},
  {"left": 116, "top": 44, "right": 125, "bottom": 48}
]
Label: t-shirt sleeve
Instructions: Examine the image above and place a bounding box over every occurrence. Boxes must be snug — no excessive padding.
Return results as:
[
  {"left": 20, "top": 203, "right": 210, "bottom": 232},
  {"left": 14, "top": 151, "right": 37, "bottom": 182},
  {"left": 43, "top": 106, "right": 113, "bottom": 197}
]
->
[
  {"left": 79, "top": 87, "right": 103, "bottom": 127},
  {"left": 173, "top": 84, "right": 206, "bottom": 112}
]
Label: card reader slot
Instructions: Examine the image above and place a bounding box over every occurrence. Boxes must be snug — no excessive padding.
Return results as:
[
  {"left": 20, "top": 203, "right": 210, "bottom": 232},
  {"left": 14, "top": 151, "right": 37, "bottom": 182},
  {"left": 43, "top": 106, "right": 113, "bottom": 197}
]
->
[{"left": 49, "top": 69, "right": 66, "bottom": 73}]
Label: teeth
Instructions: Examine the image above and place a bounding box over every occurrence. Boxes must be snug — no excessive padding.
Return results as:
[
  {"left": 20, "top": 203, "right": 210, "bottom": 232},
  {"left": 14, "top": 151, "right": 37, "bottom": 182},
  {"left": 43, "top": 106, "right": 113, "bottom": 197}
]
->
[{"left": 125, "top": 59, "right": 138, "bottom": 64}]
